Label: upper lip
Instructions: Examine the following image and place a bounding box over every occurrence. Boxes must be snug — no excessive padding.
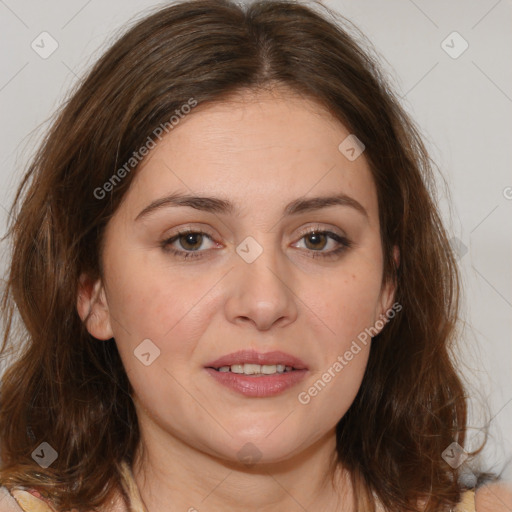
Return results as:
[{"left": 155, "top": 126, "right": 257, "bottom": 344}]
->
[{"left": 205, "top": 350, "right": 308, "bottom": 370}]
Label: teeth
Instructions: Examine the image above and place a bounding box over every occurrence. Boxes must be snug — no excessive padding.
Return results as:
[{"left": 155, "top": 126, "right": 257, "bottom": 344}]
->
[
  {"left": 244, "top": 363, "right": 261, "bottom": 375},
  {"left": 216, "top": 363, "right": 295, "bottom": 375}
]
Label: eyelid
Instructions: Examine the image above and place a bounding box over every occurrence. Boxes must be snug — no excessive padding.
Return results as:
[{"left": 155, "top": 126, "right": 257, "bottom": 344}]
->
[
  {"left": 295, "top": 223, "right": 346, "bottom": 238},
  {"left": 165, "top": 225, "right": 218, "bottom": 242}
]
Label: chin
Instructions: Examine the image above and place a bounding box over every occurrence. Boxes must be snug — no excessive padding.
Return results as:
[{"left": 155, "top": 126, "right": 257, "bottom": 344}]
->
[{"left": 210, "top": 431, "right": 305, "bottom": 466}]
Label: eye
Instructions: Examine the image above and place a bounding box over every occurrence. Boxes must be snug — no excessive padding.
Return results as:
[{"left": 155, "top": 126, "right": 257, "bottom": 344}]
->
[
  {"left": 160, "top": 226, "right": 352, "bottom": 261},
  {"left": 292, "top": 227, "right": 352, "bottom": 260},
  {"left": 160, "top": 229, "right": 219, "bottom": 259}
]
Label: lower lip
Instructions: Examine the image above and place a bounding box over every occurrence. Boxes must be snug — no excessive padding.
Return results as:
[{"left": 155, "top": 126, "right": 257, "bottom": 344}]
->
[{"left": 204, "top": 368, "right": 308, "bottom": 397}]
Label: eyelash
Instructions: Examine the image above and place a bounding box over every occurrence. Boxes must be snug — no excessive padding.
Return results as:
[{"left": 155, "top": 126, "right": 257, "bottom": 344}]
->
[{"left": 160, "top": 226, "right": 352, "bottom": 261}]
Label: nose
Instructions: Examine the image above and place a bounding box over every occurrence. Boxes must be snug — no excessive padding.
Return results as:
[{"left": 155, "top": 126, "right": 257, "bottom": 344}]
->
[{"left": 224, "top": 236, "right": 299, "bottom": 331}]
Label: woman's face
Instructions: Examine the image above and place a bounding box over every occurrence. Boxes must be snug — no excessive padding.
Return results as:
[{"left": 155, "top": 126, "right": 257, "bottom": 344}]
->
[{"left": 79, "top": 88, "right": 396, "bottom": 465}]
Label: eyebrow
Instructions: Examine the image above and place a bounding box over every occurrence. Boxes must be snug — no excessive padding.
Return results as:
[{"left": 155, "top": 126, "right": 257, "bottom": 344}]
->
[{"left": 134, "top": 192, "right": 368, "bottom": 221}]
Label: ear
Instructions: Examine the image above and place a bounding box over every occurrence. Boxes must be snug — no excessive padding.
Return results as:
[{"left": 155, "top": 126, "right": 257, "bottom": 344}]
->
[
  {"left": 77, "top": 273, "right": 114, "bottom": 340},
  {"left": 375, "top": 245, "right": 400, "bottom": 327}
]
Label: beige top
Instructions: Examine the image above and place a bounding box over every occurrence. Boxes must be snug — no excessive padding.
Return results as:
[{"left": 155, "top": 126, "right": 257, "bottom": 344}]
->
[{"left": 0, "top": 482, "right": 476, "bottom": 512}]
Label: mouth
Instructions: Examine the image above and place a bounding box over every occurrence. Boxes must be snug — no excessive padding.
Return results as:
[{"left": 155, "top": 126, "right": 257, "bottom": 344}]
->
[
  {"left": 209, "top": 363, "right": 298, "bottom": 376},
  {"left": 204, "top": 350, "right": 309, "bottom": 397},
  {"left": 205, "top": 349, "right": 308, "bottom": 373}
]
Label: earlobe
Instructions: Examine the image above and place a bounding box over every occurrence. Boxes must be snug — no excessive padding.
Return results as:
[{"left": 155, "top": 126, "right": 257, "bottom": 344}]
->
[
  {"left": 375, "top": 245, "right": 400, "bottom": 328},
  {"left": 392, "top": 244, "right": 400, "bottom": 271},
  {"left": 386, "top": 245, "right": 400, "bottom": 309},
  {"left": 383, "top": 244, "right": 400, "bottom": 313},
  {"left": 378, "top": 278, "right": 396, "bottom": 322},
  {"left": 76, "top": 273, "right": 114, "bottom": 341}
]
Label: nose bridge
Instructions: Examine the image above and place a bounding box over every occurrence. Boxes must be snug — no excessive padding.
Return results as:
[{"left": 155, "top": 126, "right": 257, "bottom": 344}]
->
[
  {"left": 237, "top": 234, "right": 282, "bottom": 291},
  {"left": 225, "top": 233, "right": 298, "bottom": 329}
]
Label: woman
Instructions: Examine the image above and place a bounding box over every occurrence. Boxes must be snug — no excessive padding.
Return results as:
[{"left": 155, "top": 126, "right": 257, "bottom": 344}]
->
[{"left": 0, "top": 0, "right": 510, "bottom": 510}]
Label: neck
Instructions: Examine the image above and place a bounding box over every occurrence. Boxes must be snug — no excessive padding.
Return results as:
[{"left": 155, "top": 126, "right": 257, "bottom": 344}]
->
[{"left": 130, "top": 417, "right": 354, "bottom": 512}]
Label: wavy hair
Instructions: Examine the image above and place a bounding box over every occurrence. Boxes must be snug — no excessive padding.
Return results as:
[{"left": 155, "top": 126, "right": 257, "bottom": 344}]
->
[{"left": 0, "top": 0, "right": 486, "bottom": 510}]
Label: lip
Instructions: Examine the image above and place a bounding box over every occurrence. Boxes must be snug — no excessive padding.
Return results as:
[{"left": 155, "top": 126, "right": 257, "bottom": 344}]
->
[
  {"left": 204, "top": 349, "right": 309, "bottom": 398},
  {"left": 205, "top": 349, "right": 308, "bottom": 370},
  {"left": 204, "top": 368, "right": 308, "bottom": 397}
]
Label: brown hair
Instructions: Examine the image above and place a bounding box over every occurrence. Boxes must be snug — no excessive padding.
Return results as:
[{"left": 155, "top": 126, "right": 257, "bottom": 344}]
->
[{"left": 0, "top": 0, "right": 486, "bottom": 510}]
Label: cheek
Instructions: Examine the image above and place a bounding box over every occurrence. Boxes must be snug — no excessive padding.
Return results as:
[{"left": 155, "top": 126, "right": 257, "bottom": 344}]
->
[
  {"left": 295, "top": 269, "right": 379, "bottom": 421},
  {"left": 336, "top": 273, "right": 382, "bottom": 336},
  {"left": 305, "top": 266, "right": 384, "bottom": 350},
  {"left": 102, "top": 252, "right": 214, "bottom": 419},
  {"left": 102, "top": 245, "right": 217, "bottom": 360}
]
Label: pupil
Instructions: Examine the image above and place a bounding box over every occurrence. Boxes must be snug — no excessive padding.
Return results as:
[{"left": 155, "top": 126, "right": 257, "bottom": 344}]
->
[
  {"left": 306, "top": 232, "right": 325, "bottom": 250},
  {"left": 182, "top": 233, "right": 202, "bottom": 250}
]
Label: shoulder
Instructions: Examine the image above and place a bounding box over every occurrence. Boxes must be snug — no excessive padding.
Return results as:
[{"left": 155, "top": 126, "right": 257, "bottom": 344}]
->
[
  {"left": 0, "top": 484, "right": 127, "bottom": 512},
  {"left": 474, "top": 482, "right": 512, "bottom": 511},
  {"left": 0, "top": 485, "right": 82, "bottom": 512},
  {"left": 0, "top": 485, "right": 56, "bottom": 512}
]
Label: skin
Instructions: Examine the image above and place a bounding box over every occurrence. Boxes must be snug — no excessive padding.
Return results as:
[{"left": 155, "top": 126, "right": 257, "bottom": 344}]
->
[
  {"left": 77, "top": 86, "right": 399, "bottom": 512},
  {"left": 475, "top": 484, "right": 512, "bottom": 511}
]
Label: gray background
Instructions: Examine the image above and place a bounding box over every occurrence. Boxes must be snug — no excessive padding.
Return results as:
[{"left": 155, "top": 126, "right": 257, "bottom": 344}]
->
[{"left": 1, "top": 0, "right": 511, "bottom": 482}]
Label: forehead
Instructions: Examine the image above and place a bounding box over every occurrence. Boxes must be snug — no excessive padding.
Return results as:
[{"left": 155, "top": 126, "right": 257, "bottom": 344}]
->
[{"left": 121, "top": 88, "right": 379, "bottom": 223}]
